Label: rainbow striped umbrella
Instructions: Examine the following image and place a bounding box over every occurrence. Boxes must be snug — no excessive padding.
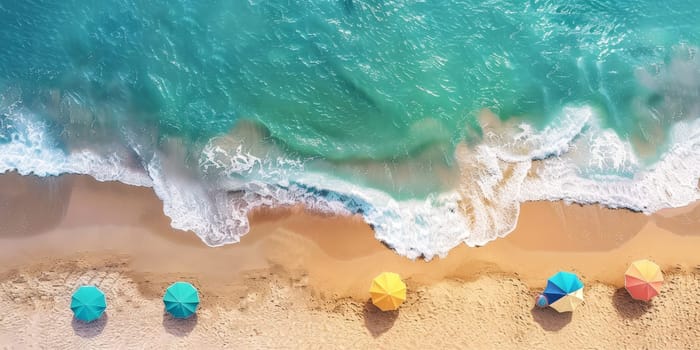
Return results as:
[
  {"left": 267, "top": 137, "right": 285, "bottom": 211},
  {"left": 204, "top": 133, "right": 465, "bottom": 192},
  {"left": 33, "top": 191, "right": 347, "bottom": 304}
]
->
[
  {"left": 542, "top": 271, "right": 584, "bottom": 313},
  {"left": 625, "top": 259, "right": 663, "bottom": 301}
]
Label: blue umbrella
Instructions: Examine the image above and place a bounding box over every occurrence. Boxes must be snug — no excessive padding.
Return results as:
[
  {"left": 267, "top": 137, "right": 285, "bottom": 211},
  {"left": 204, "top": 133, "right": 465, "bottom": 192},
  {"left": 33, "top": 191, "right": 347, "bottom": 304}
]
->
[
  {"left": 71, "top": 286, "right": 107, "bottom": 322},
  {"left": 163, "top": 282, "right": 200, "bottom": 319},
  {"left": 542, "top": 271, "right": 584, "bottom": 312}
]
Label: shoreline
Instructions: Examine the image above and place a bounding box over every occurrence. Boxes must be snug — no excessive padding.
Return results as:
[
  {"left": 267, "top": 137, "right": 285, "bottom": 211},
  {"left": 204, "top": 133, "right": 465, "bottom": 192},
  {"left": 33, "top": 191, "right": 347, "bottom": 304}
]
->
[
  {"left": 2, "top": 172, "right": 700, "bottom": 292},
  {"left": 1, "top": 172, "right": 699, "bottom": 347}
]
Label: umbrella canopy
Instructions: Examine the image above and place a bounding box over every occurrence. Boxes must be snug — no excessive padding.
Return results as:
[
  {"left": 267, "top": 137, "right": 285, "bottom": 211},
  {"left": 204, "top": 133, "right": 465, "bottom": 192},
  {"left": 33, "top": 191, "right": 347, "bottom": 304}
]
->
[
  {"left": 543, "top": 271, "right": 584, "bottom": 313},
  {"left": 369, "top": 272, "right": 406, "bottom": 311},
  {"left": 71, "top": 285, "right": 106, "bottom": 322},
  {"left": 625, "top": 259, "right": 663, "bottom": 301},
  {"left": 163, "top": 282, "right": 200, "bottom": 319}
]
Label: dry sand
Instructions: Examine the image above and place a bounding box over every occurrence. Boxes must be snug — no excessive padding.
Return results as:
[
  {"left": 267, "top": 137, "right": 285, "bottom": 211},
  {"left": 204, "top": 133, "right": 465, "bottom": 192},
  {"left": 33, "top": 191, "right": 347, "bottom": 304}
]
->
[{"left": 0, "top": 172, "right": 699, "bottom": 348}]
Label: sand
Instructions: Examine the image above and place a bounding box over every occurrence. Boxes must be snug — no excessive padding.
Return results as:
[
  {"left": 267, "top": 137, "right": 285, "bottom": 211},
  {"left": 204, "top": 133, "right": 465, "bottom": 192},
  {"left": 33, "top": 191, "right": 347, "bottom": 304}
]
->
[{"left": 1, "top": 172, "right": 699, "bottom": 348}]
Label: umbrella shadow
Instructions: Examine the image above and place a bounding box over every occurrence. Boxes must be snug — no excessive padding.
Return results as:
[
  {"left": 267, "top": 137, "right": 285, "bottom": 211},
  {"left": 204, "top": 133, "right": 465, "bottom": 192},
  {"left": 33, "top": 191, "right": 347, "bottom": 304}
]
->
[
  {"left": 612, "top": 288, "right": 652, "bottom": 319},
  {"left": 162, "top": 312, "right": 198, "bottom": 336},
  {"left": 530, "top": 307, "right": 572, "bottom": 332},
  {"left": 71, "top": 313, "right": 108, "bottom": 338},
  {"left": 362, "top": 300, "right": 399, "bottom": 337}
]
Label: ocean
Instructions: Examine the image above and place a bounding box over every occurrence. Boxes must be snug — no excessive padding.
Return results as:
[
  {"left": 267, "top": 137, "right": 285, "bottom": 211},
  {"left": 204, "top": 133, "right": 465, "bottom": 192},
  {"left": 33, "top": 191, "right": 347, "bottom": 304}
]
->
[{"left": 1, "top": 0, "right": 699, "bottom": 259}]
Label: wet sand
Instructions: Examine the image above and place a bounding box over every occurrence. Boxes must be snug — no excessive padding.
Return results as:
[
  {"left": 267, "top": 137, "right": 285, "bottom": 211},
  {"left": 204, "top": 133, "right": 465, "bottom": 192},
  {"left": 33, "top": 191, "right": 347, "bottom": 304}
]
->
[{"left": 0, "top": 172, "right": 699, "bottom": 348}]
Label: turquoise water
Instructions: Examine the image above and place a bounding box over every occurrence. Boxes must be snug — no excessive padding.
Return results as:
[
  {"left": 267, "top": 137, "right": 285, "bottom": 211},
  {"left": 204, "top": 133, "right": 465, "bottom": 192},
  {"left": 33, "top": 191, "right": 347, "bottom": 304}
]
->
[
  {"left": 2, "top": 1, "right": 700, "bottom": 258},
  {"left": 4, "top": 1, "right": 699, "bottom": 158}
]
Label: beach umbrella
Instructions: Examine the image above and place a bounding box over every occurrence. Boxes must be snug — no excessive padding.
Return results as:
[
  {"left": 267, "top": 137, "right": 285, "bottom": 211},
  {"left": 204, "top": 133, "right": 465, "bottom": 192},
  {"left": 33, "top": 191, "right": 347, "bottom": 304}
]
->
[
  {"left": 163, "top": 282, "right": 200, "bottom": 319},
  {"left": 70, "top": 285, "right": 107, "bottom": 322},
  {"left": 369, "top": 272, "right": 406, "bottom": 311},
  {"left": 542, "top": 271, "right": 584, "bottom": 313},
  {"left": 625, "top": 259, "right": 663, "bottom": 301}
]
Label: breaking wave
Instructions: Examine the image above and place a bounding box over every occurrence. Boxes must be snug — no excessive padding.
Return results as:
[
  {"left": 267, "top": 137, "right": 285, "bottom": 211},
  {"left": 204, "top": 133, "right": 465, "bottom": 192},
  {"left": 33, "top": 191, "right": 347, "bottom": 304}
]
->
[{"left": 2, "top": 102, "right": 699, "bottom": 260}]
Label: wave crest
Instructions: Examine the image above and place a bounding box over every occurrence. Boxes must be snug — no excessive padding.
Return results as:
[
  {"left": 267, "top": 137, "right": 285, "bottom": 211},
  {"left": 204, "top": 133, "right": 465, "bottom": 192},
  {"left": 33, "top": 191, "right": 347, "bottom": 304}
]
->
[{"left": 2, "top": 101, "right": 700, "bottom": 260}]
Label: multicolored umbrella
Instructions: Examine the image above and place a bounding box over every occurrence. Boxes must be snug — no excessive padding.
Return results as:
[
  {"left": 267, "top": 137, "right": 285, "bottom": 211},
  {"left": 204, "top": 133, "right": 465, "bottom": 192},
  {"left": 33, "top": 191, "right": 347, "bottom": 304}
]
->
[
  {"left": 163, "top": 282, "right": 200, "bottom": 319},
  {"left": 71, "top": 285, "right": 107, "bottom": 322},
  {"left": 369, "top": 272, "right": 406, "bottom": 311},
  {"left": 625, "top": 259, "right": 663, "bottom": 301},
  {"left": 542, "top": 271, "right": 584, "bottom": 313}
]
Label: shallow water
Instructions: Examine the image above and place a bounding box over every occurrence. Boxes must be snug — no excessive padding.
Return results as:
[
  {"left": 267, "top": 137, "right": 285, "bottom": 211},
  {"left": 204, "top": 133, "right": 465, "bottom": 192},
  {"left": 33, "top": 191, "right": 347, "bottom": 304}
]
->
[{"left": 1, "top": 1, "right": 700, "bottom": 258}]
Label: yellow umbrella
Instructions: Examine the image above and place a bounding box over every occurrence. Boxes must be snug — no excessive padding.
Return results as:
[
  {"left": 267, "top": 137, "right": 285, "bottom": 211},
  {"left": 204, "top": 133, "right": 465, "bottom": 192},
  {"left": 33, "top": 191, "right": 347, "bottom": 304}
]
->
[
  {"left": 625, "top": 259, "right": 663, "bottom": 301},
  {"left": 369, "top": 272, "right": 406, "bottom": 311}
]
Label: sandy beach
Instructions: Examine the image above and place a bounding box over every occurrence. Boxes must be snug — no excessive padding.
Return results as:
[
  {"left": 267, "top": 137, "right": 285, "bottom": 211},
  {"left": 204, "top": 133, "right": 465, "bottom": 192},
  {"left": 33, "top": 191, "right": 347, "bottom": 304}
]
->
[{"left": 1, "top": 172, "right": 699, "bottom": 348}]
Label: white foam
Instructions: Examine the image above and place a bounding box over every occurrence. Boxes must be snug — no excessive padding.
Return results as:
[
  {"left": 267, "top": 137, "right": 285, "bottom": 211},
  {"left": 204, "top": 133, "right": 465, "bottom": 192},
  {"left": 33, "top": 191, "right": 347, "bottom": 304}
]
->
[
  {"left": 3, "top": 103, "right": 700, "bottom": 260},
  {"left": 0, "top": 109, "right": 151, "bottom": 186},
  {"left": 484, "top": 107, "right": 591, "bottom": 162},
  {"left": 521, "top": 115, "right": 700, "bottom": 212},
  {"left": 453, "top": 105, "right": 700, "bottom": 249}
]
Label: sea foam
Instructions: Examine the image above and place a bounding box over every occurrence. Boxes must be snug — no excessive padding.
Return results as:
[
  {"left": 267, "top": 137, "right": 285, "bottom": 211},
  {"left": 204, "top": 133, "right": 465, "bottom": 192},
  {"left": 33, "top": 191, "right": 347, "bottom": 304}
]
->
[{"left": 2, "top": 104, "right": 700, "bottom": 260}]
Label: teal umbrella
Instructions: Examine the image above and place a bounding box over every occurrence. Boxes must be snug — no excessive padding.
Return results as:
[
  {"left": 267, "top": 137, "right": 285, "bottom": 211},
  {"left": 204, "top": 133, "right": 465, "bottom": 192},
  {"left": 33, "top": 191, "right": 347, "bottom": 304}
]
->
[
  {"left": 163, "top": 282, "right": 200, "bottom": 319},
  {"left": 70, "top": 286, "right": 106, "bottom": 322}
]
